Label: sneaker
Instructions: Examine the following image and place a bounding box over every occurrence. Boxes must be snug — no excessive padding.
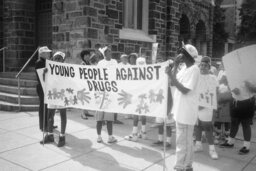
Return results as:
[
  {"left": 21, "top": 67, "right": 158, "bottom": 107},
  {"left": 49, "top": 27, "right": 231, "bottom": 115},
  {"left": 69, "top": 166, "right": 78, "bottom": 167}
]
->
[
  {"left": 114, "top": 120, "right": 124, "bottom": 124},
  {"left": 209, "top": 149, "right": 218, "bottom": 159},
  {"left": 40, "top": 134, "right": 54, "bottom": 144},
  {"left": 108, "top": 136, "right": 117, "bottom": 143},
  {"left": 81, "top": 113, "right": 88, "bottom": 120},
  {"left": 57, "top": 136, "right": 65, "bottom": 147},
  {"left": 97, "top": 137, "right": 103, "bottom": 143},
  {"left": 124, "top": 134, "right": 138, "bottom": 142},
  {"left": 138, "top": 131, "right": 147, "bottom": 139},
  {"left": 219, "top": 141, "right": 234, "bottom": 148},
  {"left": 85, "top": 113, "right": 94, "bottom": 117},
  {"left": 194, "top": 144, "right": 203, "bottom": 152},
  {"left": 150, "top": 123, "right": 162, "bottom": 128},
  {"left": 153, "top": 140, "right": 163, "bottom": 146},
  {"left": 166, "top": 142, "right": 172, "bottom": 148},
  {"left": 238, "top": 147, "right": 249, "bottom": 155}
]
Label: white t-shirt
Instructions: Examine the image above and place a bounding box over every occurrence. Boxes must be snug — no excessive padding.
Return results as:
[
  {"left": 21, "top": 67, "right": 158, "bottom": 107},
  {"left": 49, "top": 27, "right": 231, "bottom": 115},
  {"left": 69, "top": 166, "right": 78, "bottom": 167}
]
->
[
  {"left": 97, "top": 59, "right": 118, "bottom": 67},
  {"left": 198, "top": 74, "right": 218, "bottom": 121},
  {"left": 172, "top": 64, "right": 200, "bottom": 125}
]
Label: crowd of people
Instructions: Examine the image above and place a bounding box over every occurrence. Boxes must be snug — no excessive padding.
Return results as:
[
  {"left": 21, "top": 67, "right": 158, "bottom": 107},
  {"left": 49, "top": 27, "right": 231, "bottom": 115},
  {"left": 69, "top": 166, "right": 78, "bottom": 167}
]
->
[{"left": 35, "top": 44, "right": 255, "bottom": 171}]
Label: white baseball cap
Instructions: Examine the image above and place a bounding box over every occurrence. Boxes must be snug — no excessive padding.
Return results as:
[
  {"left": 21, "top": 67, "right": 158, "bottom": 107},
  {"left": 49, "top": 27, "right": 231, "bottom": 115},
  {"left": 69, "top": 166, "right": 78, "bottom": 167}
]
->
[
  {"left": 39, "top": 46, "right": 52, "bottom": 54},
  {"left": 183, "top": 44, "right": 198, "bottom": 59},
  {"left": 53, "top": 51, "right": 65, "bottom": 59},
  {"left": 120, "top": 54, "right": 128, "bottom": 59},
  {"left": 136, "top": 57, "right": 146, "bottom": 65}
]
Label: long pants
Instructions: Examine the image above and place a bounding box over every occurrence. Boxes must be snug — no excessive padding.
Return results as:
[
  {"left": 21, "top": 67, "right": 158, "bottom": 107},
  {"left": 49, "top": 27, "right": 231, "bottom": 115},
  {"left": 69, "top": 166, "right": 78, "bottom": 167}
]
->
[
  {"left": 195, "top": 120, "right": 214, "bottom": 145},
  {"left": 97, "top": 121, "right": 113, "bottom": 135},
  {"left": 230, "top": 117, "right": 251, "bottom": 141},
  {"left": 174, "top": 122, "right": 194, "bottom": 170},
  {"left": 36, "top": 85, "right": 48, "bottom": 132},
  {"left": 133, "top": 115, "right": 146, "bottom": 126},
  {"left": 48, "top": 109, "right": 67, "bottom": 134},
  {"left": 158, "top": 124, "right": 172, "bottom": 137}
]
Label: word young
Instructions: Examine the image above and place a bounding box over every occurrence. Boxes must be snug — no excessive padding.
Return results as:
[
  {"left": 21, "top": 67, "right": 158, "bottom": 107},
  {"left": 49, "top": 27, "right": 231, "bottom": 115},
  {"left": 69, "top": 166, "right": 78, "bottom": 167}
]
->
[
  {"left": 49, "top": 64, "right": 75, "bottom": 77},
  {"left": 116, "top": 66, "right": 161, "bottom": 81}
]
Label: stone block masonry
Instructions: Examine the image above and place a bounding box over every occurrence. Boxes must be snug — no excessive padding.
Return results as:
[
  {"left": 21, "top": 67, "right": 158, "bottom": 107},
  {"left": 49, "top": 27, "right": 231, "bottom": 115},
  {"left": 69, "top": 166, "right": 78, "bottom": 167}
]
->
[{"left": 2, "top": 0, "right": 36, "bottom": 71}]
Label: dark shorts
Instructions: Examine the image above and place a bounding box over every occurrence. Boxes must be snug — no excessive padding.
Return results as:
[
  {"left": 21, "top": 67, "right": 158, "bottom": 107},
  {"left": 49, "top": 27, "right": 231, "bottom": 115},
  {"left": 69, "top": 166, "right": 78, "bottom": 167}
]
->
[{"left": 231, "top": 96, "right": 255, "bottom": 119}]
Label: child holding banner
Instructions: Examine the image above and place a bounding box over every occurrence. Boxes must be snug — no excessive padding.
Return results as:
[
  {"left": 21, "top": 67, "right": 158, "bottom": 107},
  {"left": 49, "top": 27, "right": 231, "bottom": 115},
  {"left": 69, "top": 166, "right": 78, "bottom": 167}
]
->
[
  {"left": 80, "top": 49, "right": 94, "bottom": 120},
  {"left": 166, "top": 44, "right": 200, "bottom": 171},
  {"left": 96, "top": 46, "right": 118, "bottom": 143},
  {"left": 40, "top": 51, "right": 67, "bottom": 147},
  {"left": 124, "top": 56, "right": 148, "bottom": 142},
  {"left": 194, "top": 56, "right": 219, "bottom": 160}
]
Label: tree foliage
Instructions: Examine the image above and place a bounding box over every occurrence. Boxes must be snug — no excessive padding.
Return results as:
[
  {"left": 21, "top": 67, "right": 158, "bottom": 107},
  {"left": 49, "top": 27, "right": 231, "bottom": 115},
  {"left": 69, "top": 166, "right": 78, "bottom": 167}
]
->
[{"left": 237, "top": 0, "right": 256, "bottom": 42}]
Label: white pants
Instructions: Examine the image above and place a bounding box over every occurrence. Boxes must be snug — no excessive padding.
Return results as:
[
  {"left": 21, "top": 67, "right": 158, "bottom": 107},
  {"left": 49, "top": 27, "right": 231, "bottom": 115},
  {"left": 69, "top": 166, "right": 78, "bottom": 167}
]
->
[{"left": 174, "top": 122, "right": 194, "bottom": 170}]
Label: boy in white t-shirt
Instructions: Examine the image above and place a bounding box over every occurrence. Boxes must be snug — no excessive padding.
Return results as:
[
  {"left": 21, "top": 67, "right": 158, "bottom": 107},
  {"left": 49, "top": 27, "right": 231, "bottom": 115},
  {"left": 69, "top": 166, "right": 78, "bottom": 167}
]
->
[
  {"left": 194, "top": 56, "right": 219, "bottom": 159},
  {"left": 166, "top": 44, "right": 200, "bottom": 171},
  {"left": 96, "top": 46, "right": 118, "bottom": 143}
]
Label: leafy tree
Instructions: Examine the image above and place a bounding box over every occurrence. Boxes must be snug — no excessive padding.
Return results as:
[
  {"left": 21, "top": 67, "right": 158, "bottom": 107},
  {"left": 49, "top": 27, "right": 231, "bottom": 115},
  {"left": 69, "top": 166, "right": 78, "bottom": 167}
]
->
[
  {"left": 237, "top": 0, "right": 256, "bottom": 42},
  {"left": 212, "top": 0, "right": 228, "bottom": 59}
]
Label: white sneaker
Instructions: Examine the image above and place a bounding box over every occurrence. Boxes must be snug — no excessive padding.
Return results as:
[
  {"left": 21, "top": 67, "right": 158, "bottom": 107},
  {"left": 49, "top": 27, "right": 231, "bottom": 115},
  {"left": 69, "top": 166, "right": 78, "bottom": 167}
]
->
[
  {"left": 97, "top": 137, "right": 103, "bottom": 143},
  {"left": 124, "top": 134, "right": 138, "bottom": 142},
  {"left": 209, "top": 149, "right": 218, "bottom": 160},
  {"left": 194, "top": 144, "right": 203, "bottom": 152},
  {"left": 108, "top": 136, "right": 117, "bottom": 143}
]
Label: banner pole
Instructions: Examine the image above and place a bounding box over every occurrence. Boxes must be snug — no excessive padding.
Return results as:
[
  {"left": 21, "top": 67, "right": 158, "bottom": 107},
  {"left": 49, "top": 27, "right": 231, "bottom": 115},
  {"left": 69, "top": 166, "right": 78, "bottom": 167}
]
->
[
  {"left": 163, "top": 118, "right": 167, "bottom": 171},
  {"left": 42, "top": 104, "right": 45, "bottom": 146}
]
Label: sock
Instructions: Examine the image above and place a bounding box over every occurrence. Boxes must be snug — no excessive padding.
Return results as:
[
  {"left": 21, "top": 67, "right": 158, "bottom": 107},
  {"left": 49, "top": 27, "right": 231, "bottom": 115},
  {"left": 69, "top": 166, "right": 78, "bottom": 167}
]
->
[
  {"left": 228, "top": 137, "right": 235, "bottom": 144},
  {"left": 132, "top": 127, "right": 138, "bottom": 135},
  {"left": 60, "top": 133, "right": 65, "bottom": 137},
  {"left": 196, "top": 141, "right": 202, "bottom": 146},
  {"left": 48, "top": 132, "right": 53, "bottom": 135},
  {"left": 141, "top": 125, "right": 146, "bottom": 133},
  {"left": 167, "top": 137, "right": 171, "bottom": 144},
  {"left": 158, "top": 134, "right": 163, "bottom": 142},
  {"left": 209, "top": 145, "right": 216, "bottom": 151},
  {"left": 109, "top": 135, "right": 113, "bottom": 139},
  {"left": 244, "top": 141, "right": 250, "bottom": 149},
  {"left": 98, "top": 135, "right": 102, "bottom": 138}
]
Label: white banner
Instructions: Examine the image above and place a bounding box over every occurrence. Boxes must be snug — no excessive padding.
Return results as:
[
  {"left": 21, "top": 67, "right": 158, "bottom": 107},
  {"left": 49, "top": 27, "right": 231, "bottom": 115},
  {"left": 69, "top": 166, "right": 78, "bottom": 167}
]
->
[
  {"left": 198, "top": 75, "right": 218, "bottom": 110},
  {"left": 223, "top": 44, "right": 256, "bottom": 90},
  {"left": 43, "top": 60, "right": 169, "bottom": 118}
]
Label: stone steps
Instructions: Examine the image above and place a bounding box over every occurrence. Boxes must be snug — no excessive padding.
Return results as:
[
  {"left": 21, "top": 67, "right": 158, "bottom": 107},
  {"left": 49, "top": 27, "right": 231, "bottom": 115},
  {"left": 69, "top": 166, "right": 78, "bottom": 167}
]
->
[
  {"left": 0, "top": 77, "right": 37, "bottom": 87},
  {"left": 0, "top": 100, "right": 38, "bottom": 111},
  {"left": 0, "top": 84, "right": 37, "bottom": 96},
  {"left": 0, "top": 92, "right": 39, "bottom": 105},
  {"left": 0, "top": 72, "right": 37, "bottom": 80},
  {"left": 0, "top": 72, "right": 39, "bottom": 111}
]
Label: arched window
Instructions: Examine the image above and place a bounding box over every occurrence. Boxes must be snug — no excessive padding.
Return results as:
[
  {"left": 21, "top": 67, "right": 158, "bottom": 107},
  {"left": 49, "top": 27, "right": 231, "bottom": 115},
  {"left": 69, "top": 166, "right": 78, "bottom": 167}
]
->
[{"left": 179, "top": 14, "right": 191, "bottom": 44}]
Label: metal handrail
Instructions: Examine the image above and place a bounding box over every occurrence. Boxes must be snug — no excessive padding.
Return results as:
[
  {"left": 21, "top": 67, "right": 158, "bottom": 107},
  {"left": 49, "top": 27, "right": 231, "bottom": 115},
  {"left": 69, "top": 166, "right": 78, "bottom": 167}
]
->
[
  {"left": 15, "top": 47, "right": 39, "bottom": 111},
  {"left": 16, "top": 47, "right": 39, "bottom": 78},
  {"left": 0, "top": 47, "right": 7, "bottom": 72}
]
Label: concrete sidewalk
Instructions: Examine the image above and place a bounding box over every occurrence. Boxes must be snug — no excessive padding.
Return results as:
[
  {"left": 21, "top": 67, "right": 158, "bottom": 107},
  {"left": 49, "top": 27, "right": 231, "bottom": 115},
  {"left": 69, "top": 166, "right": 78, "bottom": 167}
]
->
[{"left": 0, "top": 109, "right": 256, "bottom": 171}]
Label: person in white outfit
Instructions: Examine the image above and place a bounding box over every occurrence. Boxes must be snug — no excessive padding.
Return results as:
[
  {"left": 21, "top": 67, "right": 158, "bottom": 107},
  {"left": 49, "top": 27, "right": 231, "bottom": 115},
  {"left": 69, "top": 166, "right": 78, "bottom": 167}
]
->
[
  {"left": 166, "top": 44, "right": 200, "bottom": 171},
  {"left": 194, "top": 56, "right": 219, "bottom": 160},
  {"left": 96, "top": 46, "right": 118, "bottom": 143}
]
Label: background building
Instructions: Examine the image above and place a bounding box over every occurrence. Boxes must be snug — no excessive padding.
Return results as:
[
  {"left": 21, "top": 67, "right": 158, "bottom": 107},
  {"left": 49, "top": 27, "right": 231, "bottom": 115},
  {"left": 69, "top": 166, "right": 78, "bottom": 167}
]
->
[
  {"left": 221, "top": 0, "right": 243, "bottom": 54},
  {"left": 0, "top": 0, "right": 214, "bottom": 71}
]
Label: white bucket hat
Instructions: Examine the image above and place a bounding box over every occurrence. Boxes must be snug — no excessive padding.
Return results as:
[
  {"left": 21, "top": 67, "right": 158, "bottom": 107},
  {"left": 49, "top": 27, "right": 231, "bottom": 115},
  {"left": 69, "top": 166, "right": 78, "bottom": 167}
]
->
[
  {"left": 53, "top": 51, "right": 65, "bottom": 59},
  {"left": 39, "top": 46, "right": 52, "bottom": 54}
]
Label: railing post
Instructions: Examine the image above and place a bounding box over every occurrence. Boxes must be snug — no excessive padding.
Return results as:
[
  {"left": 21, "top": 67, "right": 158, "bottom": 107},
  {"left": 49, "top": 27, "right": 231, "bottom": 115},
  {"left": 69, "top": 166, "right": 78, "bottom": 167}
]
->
[{"left": 18, "top": 77, "right": 21, "bottom": 111}]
